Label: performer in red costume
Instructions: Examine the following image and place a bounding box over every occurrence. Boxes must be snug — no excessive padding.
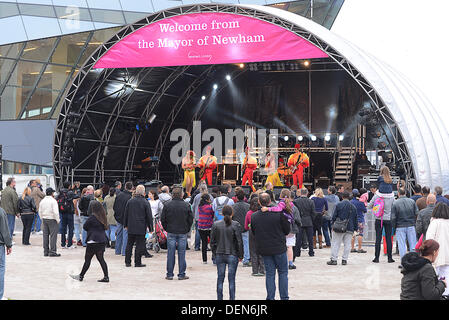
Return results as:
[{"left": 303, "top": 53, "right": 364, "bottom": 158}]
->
[
  {"left": 198, "top": 146, "right": 217, "bottom": 185},
  {"left": 241, "top": 147, "right": 257, "bottom": 190},
  {"left": 287, "top": 144, "right": 310, "bottom": 189}
]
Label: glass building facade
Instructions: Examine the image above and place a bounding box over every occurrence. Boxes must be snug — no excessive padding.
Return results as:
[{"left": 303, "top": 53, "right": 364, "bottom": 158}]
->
[{"left": 0, "top": 0, "right": 344, "bottom": 173}]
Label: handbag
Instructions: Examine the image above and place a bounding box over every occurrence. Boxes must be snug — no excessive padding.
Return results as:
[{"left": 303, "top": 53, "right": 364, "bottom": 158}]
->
[{"left": 332, "top": 204, "right": 354, "bottom": 233}]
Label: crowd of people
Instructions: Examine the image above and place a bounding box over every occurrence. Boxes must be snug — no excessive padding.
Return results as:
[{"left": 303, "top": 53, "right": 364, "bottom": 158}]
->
[{"left": 1, "top": 166, "right": 449, "bottom": 300}]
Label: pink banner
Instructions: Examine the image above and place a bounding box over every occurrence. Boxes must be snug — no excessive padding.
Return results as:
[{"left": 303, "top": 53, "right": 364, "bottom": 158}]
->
[{"left": 93, "top": 12, "right": 328, "bottom": 69}]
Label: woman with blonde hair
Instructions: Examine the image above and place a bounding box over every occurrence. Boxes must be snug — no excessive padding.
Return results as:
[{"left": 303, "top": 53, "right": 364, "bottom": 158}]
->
[
  {"left": 310, "top": 188, "right": 328, "bottom": 249},
  {"left": 377, "top": 166, "right": 393, "bottom": 194},
  {"left": 94, "top": 189, "right": 103, "bottom": 203},
  {"left": 18, "top": 187, "right": 37, "bottom": 245}
]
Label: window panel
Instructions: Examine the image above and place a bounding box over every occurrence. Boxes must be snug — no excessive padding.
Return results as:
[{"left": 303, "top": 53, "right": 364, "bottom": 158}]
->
[
  {"left": 17, "top": 0, "right": 53, "bottom": 5},
  {"left": 52, "top": 0, "right": 88, "bottom": 7},
  {"left": 0, "top": 16, "right": 28, "bottom": 45},
  {"left": 38, "top": 64, "right": 72, "bottom": 91},
  {"left": 22, "top": 16, "right": 62, "bottom": 40},
  {"left": 124, "top": 11, "right": 149, "bottom": 24},
  {"left": 22, "top": 38, "right": 56, "bottom": 61},
  {"left": 89, "top": 8, "right": 125, "bottom": 24},
  {"left": 0, "top": 2, "right": 19, "bottom": 19},
  {"left": 0, "top": 43, "right": 25, "bottom": 59},
  {"left": 18, "top": 3, "right": 56, "bottom": 18},
  {"left": 119, "top": 0, "right": 153, "bottom": 13},
  {"left": 54, "top": 5, "right": 91, "bottom": 21},
  {"left": 87, "top": 0, "right": 122, "bottom": 11},
  {"left": 0, "top": 58, "right": 16, "bottom": 87},
  {"left": 51, "top": 32, "right": 90, "bottom": 65},
  {"left": 1, "top": 86, "right": 22, "bottom": 119},
  {"left": 26, "top": 88, "right": 59, "bottom": 119}
]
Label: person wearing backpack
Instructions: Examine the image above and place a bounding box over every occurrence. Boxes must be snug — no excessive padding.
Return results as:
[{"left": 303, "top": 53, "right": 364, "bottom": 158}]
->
[
  {"left": 327, "top": 191, "right": 358, "bottom": 265},
  {"left": 212, "top": 186, "right": 235, "bottom": 221},
  {"left": 57, "top": 181, "right": 78, "bottom": 249},
  {"left": 368, "top": 186, "right": 396, "bottom": 263}
]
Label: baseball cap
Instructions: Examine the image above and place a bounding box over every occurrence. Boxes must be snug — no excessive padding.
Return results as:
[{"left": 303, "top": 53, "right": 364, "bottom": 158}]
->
[{"left": 46, "top": 187, "right": 55, "bottom": 195}]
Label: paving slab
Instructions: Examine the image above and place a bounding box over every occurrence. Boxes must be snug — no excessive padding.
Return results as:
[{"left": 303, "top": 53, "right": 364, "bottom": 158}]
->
[{"left": 3, "top": 233, "right": 402, "bottom": 300}]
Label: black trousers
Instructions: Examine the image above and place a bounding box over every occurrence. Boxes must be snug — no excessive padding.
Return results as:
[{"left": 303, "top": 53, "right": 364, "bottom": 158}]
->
[
  {"left": 80, "top": 243, "right": 108, "bottom": 278},
  {"left": 249, "top": 230, "right": 264, "bottom": 274},
  {"left": 313, "top": 214, "right": 323, "bottom": 236},
  {"left": 374, "top": 220, "right": 393, "bottom": 259},
  {"left": 198, "top": 229, "right": 211, "bottom": 262},
  {"left": 295, "top": 226, "right": 314, "bottom": 257},
  {"left": 20, "top": 214, "right": 34, "bottom": 245},
  {"left": 125, "top": 234, "right": 146, "bottom": 266}
]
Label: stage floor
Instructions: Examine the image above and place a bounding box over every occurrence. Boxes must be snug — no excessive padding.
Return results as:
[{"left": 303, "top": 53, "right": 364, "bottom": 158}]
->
[{"left": 3, "top": 231, "right": 402, "bottom": 300}]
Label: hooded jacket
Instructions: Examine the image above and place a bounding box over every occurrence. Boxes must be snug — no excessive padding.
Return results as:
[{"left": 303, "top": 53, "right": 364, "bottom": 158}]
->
[{"left": 400, "top": 252, "right": 446, "bottom": 300}]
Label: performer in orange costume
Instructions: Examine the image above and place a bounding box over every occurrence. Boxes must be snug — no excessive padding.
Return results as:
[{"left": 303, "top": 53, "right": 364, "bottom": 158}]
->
[
  {"left": 241, "top": 147, "right": 258, "bottom": 189},
  {"left": 198, "top": 146, "right": 217, "bottom": 185},
  {"left": 287, "top": 144, "right": 309, "bottom": 189}
]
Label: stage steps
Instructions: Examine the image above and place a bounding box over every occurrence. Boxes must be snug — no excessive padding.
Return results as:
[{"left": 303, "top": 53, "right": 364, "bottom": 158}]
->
[{"left": 334, "top": 147, "right": 355, "bottom": 182}]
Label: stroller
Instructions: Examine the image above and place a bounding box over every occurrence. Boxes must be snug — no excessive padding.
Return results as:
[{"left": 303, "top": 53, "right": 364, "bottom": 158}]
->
[{"left": 147, "top": 216, "right": 167, "bottom": 253}]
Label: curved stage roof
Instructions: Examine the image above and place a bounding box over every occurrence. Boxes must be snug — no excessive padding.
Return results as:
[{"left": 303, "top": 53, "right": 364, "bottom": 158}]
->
[{"left": 54, "top": 3, "right": 449, "bottom": 192}]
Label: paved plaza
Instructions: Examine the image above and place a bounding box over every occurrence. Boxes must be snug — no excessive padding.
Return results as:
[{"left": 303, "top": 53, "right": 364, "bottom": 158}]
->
[{"left": 3, "top": 232, "right": 402, "bottom": 300}]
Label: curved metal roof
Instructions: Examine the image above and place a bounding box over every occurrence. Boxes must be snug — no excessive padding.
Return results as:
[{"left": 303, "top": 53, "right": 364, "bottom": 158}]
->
[
  {"left": 54, "top": 3, "right": 448, "bottom": 192},
  {"left": 241, "top": 4, "right": 449, "bottom": 191}
]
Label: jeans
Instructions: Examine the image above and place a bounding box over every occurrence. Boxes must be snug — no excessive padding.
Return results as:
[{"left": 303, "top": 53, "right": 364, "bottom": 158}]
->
[
  {"left": 322, "top": 219, "right": 332, "bottom": 246},
  {"left": 330, "top": 231, "right": 353, "bottom": 261},
  {"left": 31, "top": 213, "right": 41, "bottom": 232},
  {"left": 20, "top": 214, "right": 34, "bottom": 245},
  {"left": 115, "top": 223, "right": 128, "bottom": 255},
  {"left": 6, "top": 214, "right": 15, "bottom": 238},
  {"left": 0, "top": 245, "right": 5, "bottom": 299},
  {"left": 194, "top": 221, "right": 201, "bottom": 250},
  {"left": 375, "top": 219, "right": 393, "bottom": 259},
  {"left": 80, "top": 216, "right": 89, "bottom": 246},
  {"left": 166, "top": 233, "right": 187, "bottom": 278},
  {"left": 106, "top": 225, "right": 117, "bottom": 242},
  {"left": 241, "top": 231, "right": 250, "bottom": 264},
  {"left": 263, "top": 252, "right": 289, "bottom": 300},
  {"left": 396, "top": 226, "right": 417, "bottom": 258},
  {"left": 59, "top": 213, "right": 63, "bottom": 234},
  {"left": 60, "top": 213, "right": 74, "bottom": 247},
  {"left": 74, "top": 215, "right": 81, "bottom": 242},
  {"left": 216, "top": 254, "right": 239, "bottom": 300}
]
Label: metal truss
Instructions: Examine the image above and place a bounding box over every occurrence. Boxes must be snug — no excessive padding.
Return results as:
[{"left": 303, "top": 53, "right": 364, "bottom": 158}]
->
[{"left": 53, "top": 3, "right": 416, "bottom": 192}]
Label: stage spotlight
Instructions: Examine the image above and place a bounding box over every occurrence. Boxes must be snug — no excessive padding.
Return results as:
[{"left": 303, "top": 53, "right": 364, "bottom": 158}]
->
[
  {"left": 303, "top": 60, "right": 310, "bottom": 67},
  {"left": 297, "top": 135, "right": 303, "bottom": 141},
  {"left": 339, "top": 135, "right": 344, "bottom": 141},
  {"left": 226, "top": 75, "right": 231, "bottom": 81},
  {"left": 239, "top": 63, "right": 245, "bottom": 68},
  {"left": 284, "top": 136, "right": 289, "bottom": 141},
  {"left": 201, "top": 95, "right": 206, "bottom": 100},
  {"left": 311, "top": 135, "right": 317, "bottom": 141},
  {"left": 325, "top": 135, "right": 331, "bottom": 142},
  {"left": 213, "top": 84, "right": 218, "bottom": 90},
  {"left": 148, "top": 113, "right": 157, "bottom": 124},
  {"left": 136, "top": 124, "right": 141, "bottom": 131}
]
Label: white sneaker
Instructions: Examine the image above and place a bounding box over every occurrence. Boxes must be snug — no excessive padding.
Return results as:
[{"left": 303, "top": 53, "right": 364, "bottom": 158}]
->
[
  {"left": 61, "top": 246, "right": 67, "bottom": 249},
  {"left": 11, "top": 242, "right": 15, "bottom": 246},
  {"left": 68, "top": 246, "right": 76, "bottom": 250}
]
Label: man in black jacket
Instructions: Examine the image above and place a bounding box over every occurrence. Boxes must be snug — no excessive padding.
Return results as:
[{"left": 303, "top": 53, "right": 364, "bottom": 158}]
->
[
  {"left": 161, "top": 187, "right": 194, "bottom": 280},
  {"left": 232, "top": 189, "right": 250, "bottom": 266},
  {"left": 57, "top": 181, "right": 79, "bottom": 249},
  {"left": 293, "top": 188, "right": 316, "bottom": 257},
  {"left": 123, "top": 185, "right": 153, "bottom": 267},
  {"left": 113, "top": 181, "right": 133, "bottom": 256},
  {"left": 251, "top": 193, "right": 291, "bottom": 300}
]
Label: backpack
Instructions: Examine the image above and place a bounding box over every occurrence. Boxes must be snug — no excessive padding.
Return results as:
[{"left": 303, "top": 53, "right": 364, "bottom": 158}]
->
[
  {"left": 214, "top": 197, "right": 230, "bottom": 221},
  {"left": 57, "top": 191, "right": 73, "bottom": 213},
  {"left": 372, "top": 196, "right": 385, "bottom": 228}
]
